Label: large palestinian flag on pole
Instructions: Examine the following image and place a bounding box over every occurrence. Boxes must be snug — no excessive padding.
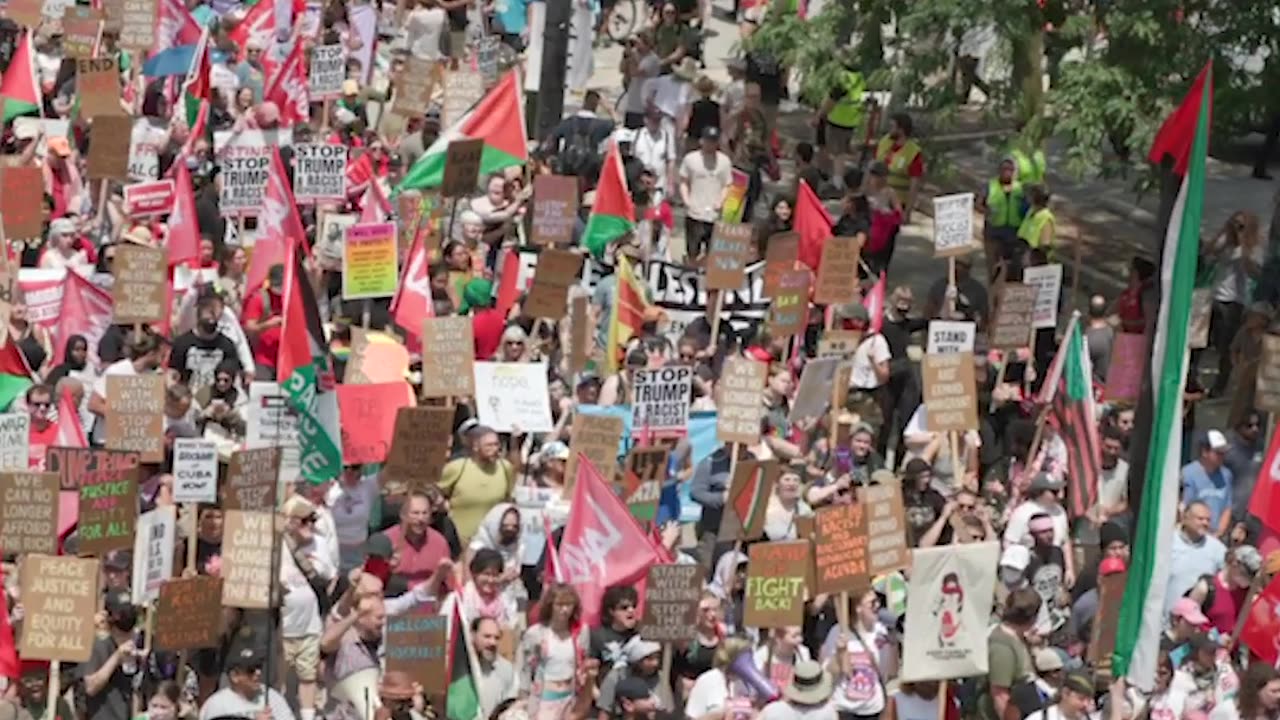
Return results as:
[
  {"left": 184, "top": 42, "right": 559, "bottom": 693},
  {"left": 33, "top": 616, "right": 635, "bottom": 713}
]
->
[
  {"left": 396, "top": 71, "right": 528, "bottom": 192},
  {"left": 1112, "top": 61, "right": 1212, "bottom": 690}
]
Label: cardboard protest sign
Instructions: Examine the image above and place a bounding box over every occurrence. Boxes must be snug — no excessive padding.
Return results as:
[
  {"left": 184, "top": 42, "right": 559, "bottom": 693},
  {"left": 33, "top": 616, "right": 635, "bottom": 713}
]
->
[
  {"left": 922, "top": 352, "right": 978, "bottom": 432},
  {"left": 18, "top": 555, "right": 100, "bottom": 662},
  {"left": 385, "top": 609, "right": 449, "bottom": 693},
  {"left": 1, "top": 166, "right": 48, "bottom": 238},
  {"left": 5, "top": 0, "right": 44, "bottom": 28},
  {"left": 632, "top": 365, "right": 693, "bottom": 433},
  {"left": 86, "top": 115, "right": 131, "bottom": 179},
  {"left": 294, "top": 144, "right": 347, "bottom": 203},
  {"left": 569, "top": 295, "right": 589, "bottom": 374},
  {"left": 763, "top": 232, "right": 799, "bottom": 296},
  {"left": 926, "top": 320, "right": 976, "bottom": 355},
  {"left": 1189, "top": 288, "right": 1212, "bottom": 349},
  {"left": 0, "top": 412, "right": 30, "bottom": 470},
  {"left": 221, "top": 510, "right": 275, "bottom": 608},
  {"left": 817, "top": 329, "right": 862, "bottom": 359},
  {"left": 1088, "top": 569, "right": 1129, "bottom": 664},
  {"left": 1023, "top": 264, "right": 1063, "bottom": 329},
  {"left": 45, "top": 447, "right": 140, "bottom": 492},
  {"left": 443, "top": 66, "right": 485, "bottom": 127},
  {"left": 112, "top": 244, "right": 166, "bottom": 325},
  {"left": 77, "top": 57, "right": 123, "bottom": 118},
  {"left": 63, "top": 6, "right": 103, "bottom": 58},
  {"left": 117, "top": 0, "right": 157, "bottom": 51},
  {"left": 789, "top": 357, "right": 840, "bottom": 423},
  {"left": 623, "top": 446, "right": 669, "bottom": 522},
  {"left": 1257, "top": 335, "right": 1280, "bottom": 413},
  {"left": 640, "top": 564, "right": 702, "bottom": 642},
  {"left": 172, "top": 438, "right": 219, "bottom": 504},
  {"left": 990, "top": 284, "right": 1036, "bottom": 351},
  {"left": 123, "top": 179, "right": 175, "bottom": 217},
  {"left": 217, "top": 131, "right": 272, "bottom": 216},
  {"left": 473, "top": 362, "right": 554, "bottom": 433},
  {"left": 717, "top": 356, "right": 767, "bottom": 444},
  {"left": 442, "top": 138, "right": 484, "bottom": 198},
  {"left": 0, "top": 472, "right": 60, "bottom": 554},
  {"left": 385, "top": 407, "right": 453, "bottom": 488},
  {"left": 421, "top": 317, "right": 475, "bottom": 398},
  {"left": 767, "top": 269, "right": 810, "bottom": 338},
  {"left": 222, "top": 447, "right": 282, "bottom": 511},
  {"left": 932, "top": 193, "right": 976, "bottom": 257},
  {"left": 744, "top": 540, "right": 811, "bottom": 628},
  {"left": 1104, "top": 333, "right": 1146, "bottom": 402},
  {"left": 392, "top": 58, "right": 441, "bottom": 117},
  {"left": 706, "top": 222, "right": 754, "bottom": 290},
  {"left": 531, "top": 175, "right": 579, "bottom": 246},
  {"left": 813, "top": 502, "right": 869, "bottom": 594},
  {"left": 105, "top": 373, "right": 165, "bottom": 461},
  {"left": 308, "top": 44, "right": 346, "bottom": 99},
  {"left": 342, "top": 222, "right": 399, "bottom": 299},
  {"left": 525, "top": 248, "right": 582, "bottom": 318},
  {"left": 337, "top": 382, "right": 415, "bottom": 465},
  {"left": 858, "top": 484, "right": 909, "bottom": 576},
  {"left": 78, "top": 459, "right": 138, "bottom": 556},
  {"left": 130, "top": 505, "right": 176, "bottom": 603},
  {"left": 900, "top": 542, "right": 1000, "bottom": 682},
  {"left": 129, "top": 114, "right": 164, "bottom": 179},
  {"left": 814, "top": 236, "right": 861, "bottom": 305},
  {"left": 719, "top": 459, "right": 776, "bottom": 541},
  {"left": 155, "top": 576, "right": 224, "bottom": 651},
  {"left": 565, "top": 413, "right": 625, "bottom": 488}
]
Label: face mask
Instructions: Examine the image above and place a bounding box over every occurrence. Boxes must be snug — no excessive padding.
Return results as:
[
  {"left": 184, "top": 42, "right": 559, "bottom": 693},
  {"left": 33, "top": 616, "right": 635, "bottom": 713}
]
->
[
  {"left": 199, "top": 318, "right": 218, "bottom": 334},
  {"left": 112, "top": 608, "right": 139, "bottom": 631},
  {"left": 499, "top": 528, "right": 518, "bottom": 544}
]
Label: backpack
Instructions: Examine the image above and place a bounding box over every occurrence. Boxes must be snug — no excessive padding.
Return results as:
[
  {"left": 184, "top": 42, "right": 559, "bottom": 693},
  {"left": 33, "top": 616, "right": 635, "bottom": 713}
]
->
[{"left": 560, "top": 117, "right": 599, "bottom": 177}]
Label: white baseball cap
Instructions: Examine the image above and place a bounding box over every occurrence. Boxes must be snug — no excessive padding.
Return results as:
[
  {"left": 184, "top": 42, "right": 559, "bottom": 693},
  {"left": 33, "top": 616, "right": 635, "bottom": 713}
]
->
[
  {"left": 1000, "top": 544, "right": 1030, "bottom": 571},
  {"left": 1206, "top": 429, "right": 1230, "bottom": 452}
]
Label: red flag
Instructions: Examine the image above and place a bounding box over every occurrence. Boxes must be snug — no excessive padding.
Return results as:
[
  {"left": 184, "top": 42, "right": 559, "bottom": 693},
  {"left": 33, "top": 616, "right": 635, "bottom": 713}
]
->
[
  {"left": 559, "top": 454, "right": 662, "bottom": 627},
  {"left": 389, "top": 232, "right": 434, "bottom": 354},
  {"left": 54, "top": 386, "right": 87, "bottom": 449},
  {"left": 167, "top": 159, "right": 201, "bottom": 267},
  {"left": 247, "top": 147, "right": 307, "bottom": 294},
  {"left": 359, "top": 181, "right": 392, "bottom": 223},
  {"left": 154, "top": 0, "right": 202, "bottom": 54},
  {"left": 543, "top": 513, "right": 564, "bottom": 583},
  {"left": 1249, "top": 421, "right": 1280, "bottom": 535},
  {"left": 346, "top": 151, "right": 376, "bottom": 198},
  {"left": 494, "top": 249, "right": 520, "bottom": 317},
  {"left": 264, "top": 41, "right": 309, "bottom": 127},
  {"left": 1148, "top": 62, "right": 1213, "bottom": 176},
  {"left": 1239, "top": 571, "right": 1280, "bottom": 665},
  {"left": 793, "top": 179, "right": 833, "bottom": 272},
  {"left": 0, "top": 561, "right": 17, "bottom": 683},
  {"left": 52, "top": 271, "right": 113, "bottom": 367},
  {"left": 861, "top": 271, "right": 886, "bottom": 334},
  {"left": 226, "top": 2, "right": 280, "bottom": 74}
]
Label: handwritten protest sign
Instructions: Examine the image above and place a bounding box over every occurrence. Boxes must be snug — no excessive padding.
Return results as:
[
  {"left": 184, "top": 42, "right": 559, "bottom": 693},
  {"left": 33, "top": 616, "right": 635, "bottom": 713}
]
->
[
  {"left": 78, "top": 460, "right": 138, "bottom": 556},
  {"left": 1257, "top": 335, "right": 1280, "bottom": 413},
  {"left": 623, "top": 446, "right": 668, "bottom": 522},
  {"left": 0, "top": 413, "right": 30, "bottom": 470},
  {"left": 632, "top": 365, "right": 693, "bottom": 433},
  {"left": 155, "top": 576, "right": 224, "bottom": 651},
  {"left": 923, "top": 352, "right": 978, "bottom": 432},
  {"left": 926, "top": 320, "right": 976, "bottom": 355},
  {"left": 566, "top": 413, "right": 625, "bottom": 488},
  {"left": 744, "top": 540, "right": 811, "bottom": 628},
  {"left": 130, "top": 506, "right": 176, "bottom": 603},
  {"left": 1, "top": 167, "right": 46, "bottom": 239},
  {"left": 294, "top": 144, "right": 347, "bottom": 202},
  {"left": 117, "top": 0, "right": 157, "bottom": 51},
  {"left": 421, "top": 317, "right": 475, "bottom": 398},
  {"left": 525, "top": 248, "right": 582, "bottom": 318},
  {"left": 46, "top": 447, "right": 140, "bottom": 492},
  {"left": 221, "top": 510, "right": 275, "bottom": 608},
  {"left": 0, "top": 472, "right": 60, "bottom": 554},
  {"left": 18, "top": 555, "right": 100, "bottom": 662},
  {"left": 123, "top": 180, "right": 175, "bottom": 217},
  {"left": 442, "top": 138, "right": 484, "bottom": 198},
  {"left": 817, "top": 329, "right": 862, "bottom": 359},
  {"left": 933, "top": 193, "right": 975, "bottom": 257},
  {"left": 112, "top": 244, "right": 166, "bottom": 325},
  {"left": 5, "top": 0, "right": 44, "bottom": 28},
  {"left": 308, "top": 44, "right": 346, "bottom": 99},
  {"left": 385, "top": 407, "right": 453, "bottom": 488},
  {"left": 1023, "top": 264, "right": 1063, "bottom": 330},
  {"left": 173, "top": 439, "right": 218, "bottom": 504},
  {"left": 443, "top": 66, "right": 485, "bottom": 127},
  {"left": 1104, "top": 333, "right": 1146, "bottom": 402},
  {"left": 337, "top": 382, "right": 415, "bottom": 465},
  {"left": 990, "top": 284, "right": 1036, "bottom": 351},
  {"left": 763, "top": 232, "right": 799, "bottom": 296},
  {"left": 474, "top": 363, "right": 554, "bottom": 433},
  {"left": 814, "top": 236, "right": 861, "bottom": 305},
  {"left": 707, "top": 222, "right": 754, "bottom": 290},
  {"left": 343, "top": 222, "right": 399, "bottom": 299},
  {"left": 717, "top": 356, "right": 766, "bottom": 444},
  {"left": 392, "top": 58, "right": 440, "bottom": 117},
  {"left": 814, "top": 503, "right": 869, "bottom": 595},
  {"left": 63, "top": 7, "right": 104, "bottom": 58},
  {"left": 858, "top": 484, "right": 909, "bottom": 576},
  {"left": 531, "top": 175, "right": 579, "bottom": 246},
  {"left": 105, "top": 373, "right": 164, "bottom": 462},
  {"left": 217, "top": 131, "right": 272, "bottom": 216},
  {"left": 77, "top": 58, "right": 124, "bottom": 118},
  {"left": 640, "top": 565, "right": 701, "bottom": 642},
  {"left": 569, "top": 295, "right": 589, "bottom": 374},
  {"left": 768, "top": 269, "right": 810, "bottom": 338},
  {"left": 222, "top": 447, "right": 282, "bottom": 511},
  {"left": 385, "top": 608, "right": 448, "bottom": 692},
  {"left": 86, "top": 116, "right": 131, "bottom": 179}
]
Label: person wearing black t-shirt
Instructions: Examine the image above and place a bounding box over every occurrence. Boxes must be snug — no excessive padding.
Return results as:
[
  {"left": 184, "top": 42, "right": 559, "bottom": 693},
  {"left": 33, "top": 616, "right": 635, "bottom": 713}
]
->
[
  {"left": 590, "top": 586, "right": 641, "bottom": 669},
  {"left": 170, "top": 292, "right": 243, "bottom": 394},
  {"left": 1025, "top": 513, "right": 1069, "bottom": 637}
]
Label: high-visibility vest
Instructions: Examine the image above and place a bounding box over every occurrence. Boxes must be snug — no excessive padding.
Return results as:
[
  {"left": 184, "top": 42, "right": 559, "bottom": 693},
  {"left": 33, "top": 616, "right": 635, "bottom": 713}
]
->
[
  {"left": 986, "top": 178, "right": 1024, "bottom": 229},
  {"left": 827, "top": 71, "right": 865, "bottom": 129},
  {"left": 875, "top": 136, "right": 921, "bottom": 194},
  {"left": 1011, "top": 147, "right": 1047, "bottom": 185},
  {"left": 1018, "top": 207, "right": 1056, "bottom": 251}
]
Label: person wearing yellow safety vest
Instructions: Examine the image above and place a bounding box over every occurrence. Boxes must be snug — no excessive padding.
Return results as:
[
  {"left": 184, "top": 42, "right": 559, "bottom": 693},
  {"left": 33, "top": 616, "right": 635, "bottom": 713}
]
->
[
  {"left": 976, "top": 156, "right": 1030, "bottom": 276},
  {"left": 1017, "top": 185, "right": 1056, "bottom": 261},
  {"left": 873, "top": 113, "right": 925, "bottom": 224},
  {"left": 1010, "top": 144, "right": 1047, "bottom": 185},
  {"left": 812, "top": 68, "right": 865, "bottom": 190}
]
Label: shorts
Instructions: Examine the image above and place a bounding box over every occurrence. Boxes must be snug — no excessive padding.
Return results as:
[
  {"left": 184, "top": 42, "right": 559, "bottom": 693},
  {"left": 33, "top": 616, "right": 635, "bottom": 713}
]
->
[
  {"left": 824, "top": 122, "right": 856, "bottom": 155},
  {"left": 282, "top": 635, "right": 321, "bottom": 682}
]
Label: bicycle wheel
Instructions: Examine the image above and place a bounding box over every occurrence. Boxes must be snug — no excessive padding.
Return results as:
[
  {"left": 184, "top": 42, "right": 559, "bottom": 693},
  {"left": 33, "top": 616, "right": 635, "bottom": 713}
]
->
[{"left": 606, "top": 0, "right": 640, "bottom": 43}]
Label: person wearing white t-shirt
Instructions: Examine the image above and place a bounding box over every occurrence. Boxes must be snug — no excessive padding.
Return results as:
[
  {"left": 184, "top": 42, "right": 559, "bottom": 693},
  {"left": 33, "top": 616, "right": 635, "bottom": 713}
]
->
[
  {"left": 685, "top": 637, "right": 755, "bottom": 720},
  {"left": 1205, "top": 214, "right": 1264, "bottom": 397},
  {"left": 1208, "top": 661, "right": 1280, "bottom": 720},
  {"left": 634, "top": 108, "right": 678, "bottom": 201},
  {"left": 1003, "top": 472, "right": 1075, "bottom": 587},
  {"left": 678, "top": 127, "right": 733, "bottom": 260},
  {"left": 279, "top": 495, "right": 337, "bottom": 720},
  {"left": 821, "top": 589, "right": 895, "bottom": 720},
  {"left": 1024, "top": 671, "right": 1095, "bottom": 720},
  {"left": 839, "top": 303, "right": 890, "bottom": 427}
]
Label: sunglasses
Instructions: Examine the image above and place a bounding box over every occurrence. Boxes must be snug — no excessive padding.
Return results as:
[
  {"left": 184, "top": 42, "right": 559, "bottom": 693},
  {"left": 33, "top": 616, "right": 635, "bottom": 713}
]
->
[
  {"left": 29, "top": 401, "right": 51, "bottom": 409},
  {"left": 615, "top": 603, "right": 636, "bottom": 611},
  {"left": 299, "top": 515, "right": 318, "bottom": 526}
]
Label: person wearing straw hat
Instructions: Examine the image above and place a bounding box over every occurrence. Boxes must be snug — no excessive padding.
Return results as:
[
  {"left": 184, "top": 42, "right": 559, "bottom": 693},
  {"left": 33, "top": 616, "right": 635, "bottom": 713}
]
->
[{"left": 759, "top": 660, "right": 835, "bottom": 720}]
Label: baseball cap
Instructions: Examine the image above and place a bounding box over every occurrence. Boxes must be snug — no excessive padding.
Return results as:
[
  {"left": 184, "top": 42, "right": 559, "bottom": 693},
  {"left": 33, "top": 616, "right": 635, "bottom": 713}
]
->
[
  {"left": 1033, "top": 647, "right": 1064, "bottom": 673},
  {"left": 103, "top": 549, "right": 132, "bottom": 571},
  {"left": 1062, "top": 671, "right": 1094, "bottom": 697},
  {"left": 282, "top": 494, "right": 317, "bottom": 521},
  {"left": 1171, "top": 597, "right": 1209, "bottom": 626},
  {"left": 1000, "top": 544, "right": 1030, "bottom": 572},
  {"left": 226, "top": 644, "right": 265, "bottom": 671},
  {"left": 700, "top": 126, "right": 720, "bottom": 141},
  {"left": 1206, "top": 429, "right": 1230, "bottom": 452},
  {"left": 103, "top": 589, "right": 133, "bottom": 613},
  {"left": 1232, "top": 545, "right": 1263, "bottom": 575},
  {"left": 1028, "top": 472, "right": 1064, "bottom": 494},
  {"left": 614, "top": 676, "right": 654, "bottom": 704},
  {"left": 1098, "top": 557, "right": 1126, "bottom": 576},
  {"left": 541, "top": 441, "right": 570, "bottom": 462}
]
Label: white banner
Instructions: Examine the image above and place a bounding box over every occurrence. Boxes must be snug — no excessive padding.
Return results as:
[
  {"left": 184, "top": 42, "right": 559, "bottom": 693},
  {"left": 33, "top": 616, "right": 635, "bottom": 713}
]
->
[
  {"left": 1023, "top": 264, "right": 1063, "bottom": 330},
  {"left": 900, "top": 541, "right": 1000, "bottom": 683},
  {"left": 473, "top": 362, "right": 554, "bottom": 433},
  {"left": 172, "top": 438, "right": 219, "bottom": 504},
  {"left": 128, "top": 118, "right": 167, "bottom": 181},
  {"left": 131, "top": 506, "right": 177, "bottom": 604}
]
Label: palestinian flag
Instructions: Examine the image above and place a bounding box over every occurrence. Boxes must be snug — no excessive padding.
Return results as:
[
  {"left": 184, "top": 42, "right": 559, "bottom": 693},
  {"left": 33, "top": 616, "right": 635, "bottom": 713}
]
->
[
  {"left": 1039, "top": 312, "right": 1101, "bottom": 519},
  {"left": 446, "top": 601, "right": 481, "bottom": 720},
  {"left": 277, "top": 241, "right": 343, "bottom": 483},
  {"left": 605, "top": 254, "right": 649, "bottom": 374},
  {"left": 396, "top": 71, "right": 528, "bottom": 192},
  {"left": 181, "top": 27, "right": 211, "bottom": 134},
  {"left": 1, "top": 30, "right": 40, "bottom": 123},
  {"left": 582, "top": 141, "right": 636, "bottom": 257},
  {"left": 0, "top": 330, "right": 35, "bottom": 411},
  {"left": 1113, "top": 61, "right": 1211, "bottom": 690},
  {"left": 731, "top": 462, "right": 770, "bottom": 539}
]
